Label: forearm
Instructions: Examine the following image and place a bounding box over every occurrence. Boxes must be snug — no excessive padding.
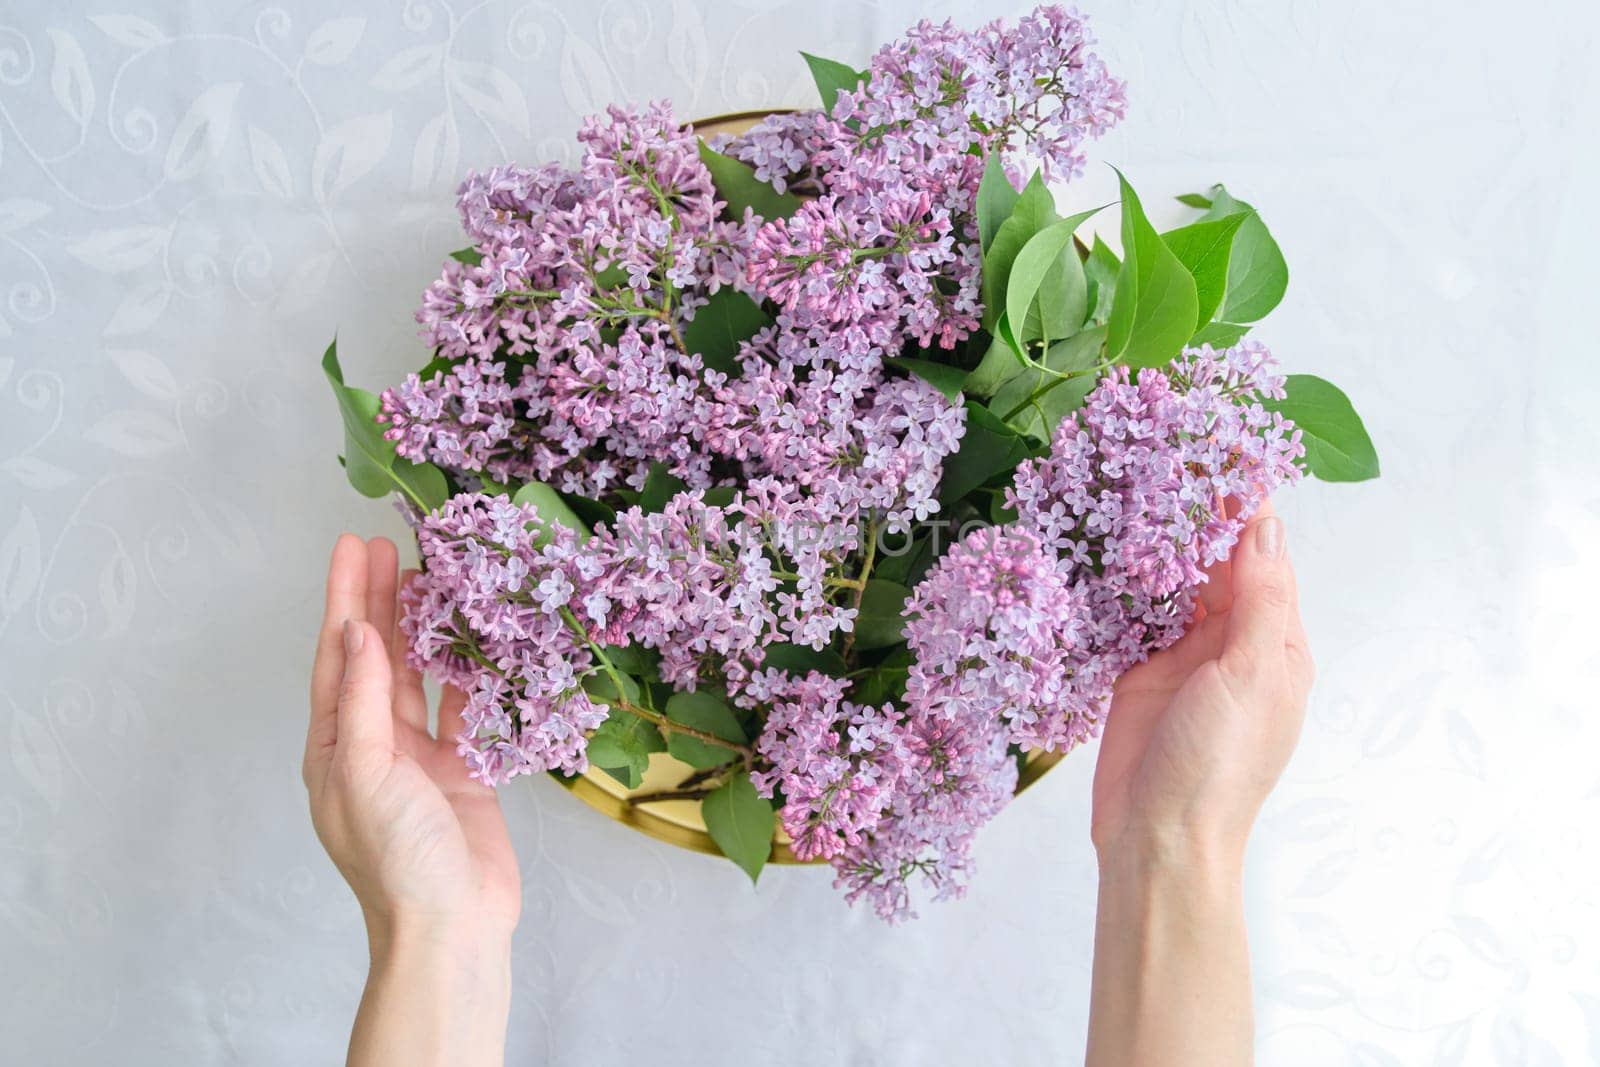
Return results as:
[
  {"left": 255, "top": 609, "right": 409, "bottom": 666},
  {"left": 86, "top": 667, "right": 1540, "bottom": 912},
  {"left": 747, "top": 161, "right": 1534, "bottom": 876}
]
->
[
  {"left": 349, "top": 914, "right": 513, "bottom": 1067},
  {"left": 1086, "top": 840, "right": 1252, "bottom": 1067}
]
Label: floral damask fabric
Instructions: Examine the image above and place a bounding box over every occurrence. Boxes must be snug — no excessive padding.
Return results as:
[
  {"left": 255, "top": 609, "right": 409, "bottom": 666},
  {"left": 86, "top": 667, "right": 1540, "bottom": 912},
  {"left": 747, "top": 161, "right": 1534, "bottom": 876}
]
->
[{"left": 1, "top": 1, "right": 1596, "bottom": 1063}]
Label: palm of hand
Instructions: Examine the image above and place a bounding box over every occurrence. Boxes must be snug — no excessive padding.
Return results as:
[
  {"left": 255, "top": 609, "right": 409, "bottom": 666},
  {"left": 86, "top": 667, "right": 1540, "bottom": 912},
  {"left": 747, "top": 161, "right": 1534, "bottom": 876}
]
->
[
  {"left": 1090, "top": 504, "right": 1310, "bottom": 859},
  {"left": 306, "top": 535, "right": 521, "bottom": 932},
  {"left": 344, "top": 699, "right": 522, "bottom": 930}
]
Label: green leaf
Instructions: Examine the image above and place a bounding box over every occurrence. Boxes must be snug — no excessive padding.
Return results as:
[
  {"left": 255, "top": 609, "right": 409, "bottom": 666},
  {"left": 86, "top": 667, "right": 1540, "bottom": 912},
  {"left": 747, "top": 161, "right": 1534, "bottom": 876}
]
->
[
  {"left": 1105, "top": 170, "right": 1199, "bottom": 370},
  {"left": 561, "top": 492, "right": 616, "bottom": 530},
  {"left": 988, "top": 325, "right": 1106, "bottom": 439},
  {"left": 852, "top": 647, "right": 912, "bottom": 706},
  {"left": 417, "top": 354, "right": 456, "bottom": 380},
  {"left": 449, "top": 246, "right": 484, "bottom": 266},
  {"left": 852, "top": 579, "right": 911, "bottom": 650},
  {"left": 701, "top": 774, "right": 774, "bottom": 884},
  {"left": 979, "top": 171, "right": 1056, "bottom": 331},
  {"left": 664, "top": 691, "right": 747, "bottom": 769},
  {"left": 1083, "top": 236, "right": 1120, "bottom": 326},
  {"left": 681, "top": 287, "right": 770, "bottom": 376},
  {"left": 1189, "top": 321, "right": 1251, "bottom": 348},
  {"left": 1161, "top": 212, "right": 1247, "bottom": 328},
  {"left": 640, "top": 462, "right": 688, "bottom": 513},
  {"left": 886, "top": 357, "right": 967, "bottom": 402},
  {"left": 1263, "top": 374, "right": 1380, "bottom": 482},
  {"left": 761, "top": 642, "right": 849, "bottom": 677},
  {"left": 981, "top": 172, "right": 1057, "bottom": 332},
  {"left": 512, "top": 481, "right": 589, "bottom": 544},
  {"left": 1175, "top": 191, "right": 1214, "bottom": 209},
  {"left": 1196, "top": 185, "right": 1288, "bottom": 323},
  {"left": 585, "top": 711, "right": 666, "bottom": 790},
  {"left": 1006, "top": 217, "right": 1089, "bottom": 346},
  {"left": 697, "top": 140, "right": 804, "bottom": 223},
  {"left": 582, "top": 670, "right": 642, "bottom": 706},
  {"left": 322, "top": 340, "right": 449, "bottom": 512},
  {"left": 701, "top": 486, "right": 738, "bottom": 508},
  {"left": 938, "top": 400, "right": 1035, "bottom": 502},
  {"left": 870, "top": 530, "right": 931, "bottom": 586},
  {"left": 599, "top": 644, "right": 659, "bottom": 680},
  {"left": 964, "top": 322, "right": 1028, "bottom": 398},
  {"left": 800, "top": 52, "right": 865, "bottom": 115},
  {"left": 976, "top": 153, "right": 1020, "bottom": 254}
]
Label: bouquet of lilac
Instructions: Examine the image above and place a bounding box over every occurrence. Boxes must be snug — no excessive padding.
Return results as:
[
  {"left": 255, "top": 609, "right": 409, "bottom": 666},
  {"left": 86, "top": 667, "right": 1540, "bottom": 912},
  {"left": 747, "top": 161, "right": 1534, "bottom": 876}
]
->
[{"left": 321, "top": 6, "right": 1377, "bottom": 921}]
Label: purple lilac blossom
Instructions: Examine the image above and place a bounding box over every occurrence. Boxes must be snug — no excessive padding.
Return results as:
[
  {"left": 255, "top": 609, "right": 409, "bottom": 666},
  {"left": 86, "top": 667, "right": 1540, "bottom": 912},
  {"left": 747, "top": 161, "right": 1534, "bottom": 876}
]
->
[
  {"left": 1007, "top": 340, "right": 1306, "bottom": 664},
  {"left": 381, "top": 8, "right": 1310, "bottom": 923},
  {"left": 400, "top": 494, "right": 612, "bottom": 782}
]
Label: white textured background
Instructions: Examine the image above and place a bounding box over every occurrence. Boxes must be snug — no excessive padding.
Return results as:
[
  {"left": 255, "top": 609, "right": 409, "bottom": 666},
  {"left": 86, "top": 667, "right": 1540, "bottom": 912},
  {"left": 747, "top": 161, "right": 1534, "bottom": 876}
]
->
[{"left": 2, "top": 0, "right": 1596, "bottom": 1063}]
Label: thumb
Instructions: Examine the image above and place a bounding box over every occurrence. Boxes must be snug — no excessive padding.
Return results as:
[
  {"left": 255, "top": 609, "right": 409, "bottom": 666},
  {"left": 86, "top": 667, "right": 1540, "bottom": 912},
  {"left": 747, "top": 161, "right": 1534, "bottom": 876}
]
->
[
  {"left": 1219, "top": 509, "right": 1292, "bottom": 690},
  {"left": 335, "top": 619, "right": 396, "bottom": 760}
]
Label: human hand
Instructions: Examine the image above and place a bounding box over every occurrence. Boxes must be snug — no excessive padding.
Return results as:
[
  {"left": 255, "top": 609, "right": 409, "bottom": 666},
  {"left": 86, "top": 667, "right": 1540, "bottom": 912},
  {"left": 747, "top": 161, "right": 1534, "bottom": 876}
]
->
[
  {"left": 1090, "top": 500, "right": 1314, "bottom": 873},
  {"left": 306, "top": 535, "right": 519, "bottom": 1066},
  {"left": 304, "top": 534, "right": 520, "bottom": 946}
]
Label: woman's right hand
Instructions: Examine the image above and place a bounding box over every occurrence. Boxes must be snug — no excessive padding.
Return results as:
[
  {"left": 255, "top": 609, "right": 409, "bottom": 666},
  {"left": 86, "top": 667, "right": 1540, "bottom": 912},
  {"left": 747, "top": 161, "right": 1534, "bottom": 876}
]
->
[{"left": 1090, "top": 499, "right": 1315, "bottom": 870}]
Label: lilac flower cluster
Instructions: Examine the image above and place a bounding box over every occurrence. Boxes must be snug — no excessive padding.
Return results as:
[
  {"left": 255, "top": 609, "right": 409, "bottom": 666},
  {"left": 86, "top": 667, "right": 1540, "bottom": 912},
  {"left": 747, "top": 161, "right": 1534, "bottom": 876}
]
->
[
  {"left": 759, "top": 341, "right": 1302, "bottom": 918},
  {"left": 1007, "top": 340, "right": 1305, "bottom": 660},
  {"left": 384, "top": 101, "right": 743, "bottom": 497},
  {"left": 736, "top": 6, "right": 1124, "bottom": 347},
  {"left": 378, "top": 7, "right": 1315, "bottom": 922},
  {"left": 747, "top": 666, "right": 1017, "bottom": 921},
  {"left": 401, "top": 495, "right": 610, "bottom": 782}
]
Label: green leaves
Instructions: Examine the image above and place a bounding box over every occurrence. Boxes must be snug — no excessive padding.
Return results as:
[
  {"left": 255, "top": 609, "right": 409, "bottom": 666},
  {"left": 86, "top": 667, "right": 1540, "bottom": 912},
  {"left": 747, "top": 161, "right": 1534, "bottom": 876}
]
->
[
  {"left": 1189, "top": 184, "right": 1288, "bottom": 323},
  {"left": 1189, "top": 321, "right": 1251, "bottom": 348},
  {"left": 1083, "top": 236, "right": 1120, "bottom": 326},
  {"left": 1006, "top": 211, "right": 1097, "bottom": 345},
  {"left": 681, "top": 287, "right": 771, "bottom": 376},
  {"left": 640, "top": 462, "right": 688, "bottom": 513},
  {"left": 762, "top": 642, "right": 849, "bottom": 677},
  {"left": 976, "top": 153, "right": 1020, "bottom": 254},
  {"left": 585, "top": 712, "right": 665, "bottom": 789},
  {"left": 702, "top": 773, "right": 775, "bottom": 884},
  {"left": 939, "top": 401, "right": 1036, "bottom": 502},
  {"left": 511, "top": 481, "right": 590, "bottom": 543},
  {"left": 963, "top": 326, "right": 1029, "bottom": 398},
  {"left": 449, "top": 246, "right": 484, "bottom": 266},
  {"left": 663, "top": 691, "right": 747, "bottom": 769},
  {"left": 800, "top": 52, "right": 865, "bottom": 115},
  {"left": 853, "top": 579, "right": 912, "bottom": 650},
  {"left": 980, "top": 171, "right": 1056, "bottom": 333},
  {"left": 697, "top": 140, "right": 803, "bottom": 223},
  {"left": 1264, "top": 374, "right": 1380, "bottom": 482},
  {"left": 322, "top": 339, "right": 449, "bottom": 512},
  {"left": 1160, "top": 213, "right": 1247, "bottom": 328},
  {"left": 987, "top": 325, "right": 1105, "bottom": 439},
  {"left": 1106, "top": 170, "right": 1199, "bottom": 370}
]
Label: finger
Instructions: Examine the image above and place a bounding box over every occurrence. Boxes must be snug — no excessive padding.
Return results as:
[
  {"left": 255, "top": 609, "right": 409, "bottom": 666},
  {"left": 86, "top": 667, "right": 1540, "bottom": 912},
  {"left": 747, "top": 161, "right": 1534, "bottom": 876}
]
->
[
  {"left": 1197, "top": 553, "right": 1231, "bottom": 614},
  {"left": 433, "top": 684, "right": 493, "bottom": 795},
  {"left": 1218, "top": 508, "right": 1292, "bottom": 692},
  {"left": 1281, "top": 550, "right": 1316, "bottom": 696},
  {"left": 438, "top": 682, "right": 469, "bottom": 745},
  {"left": 335, "top": 619, "right": 397, "bottom": 761},
  {"left": 306, "top": 535, "right": 369, "bottom": 787},
  {"left": 392, "top": 568, "right": 430, "bottom": 735},
  {"left": 365, "top": 537, "right": 399, "bottom": 647},
  {"left": 1197, "top": 490, "right": 1234, "bottom": 613}
]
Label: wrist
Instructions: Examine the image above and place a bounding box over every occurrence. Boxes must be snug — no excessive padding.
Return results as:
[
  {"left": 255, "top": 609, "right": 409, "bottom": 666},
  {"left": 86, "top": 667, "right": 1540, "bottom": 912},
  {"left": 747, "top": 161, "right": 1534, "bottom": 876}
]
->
[
  {"left": 350, "top": 910, "right": 512, "bottom": 1067},
  {"left": 1095, "top": 824, "right": 1246, "bottom": 896},
  {"left": 363, "top": 908, "right": 514, "bottom": 1025}
]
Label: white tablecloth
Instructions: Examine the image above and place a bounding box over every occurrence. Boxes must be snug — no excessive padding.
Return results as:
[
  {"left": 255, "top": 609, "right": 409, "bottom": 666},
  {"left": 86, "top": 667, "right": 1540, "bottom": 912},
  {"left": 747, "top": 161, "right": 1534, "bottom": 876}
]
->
[{"left": 2, "top": 1, "right": 1596, "bottom": 1062}]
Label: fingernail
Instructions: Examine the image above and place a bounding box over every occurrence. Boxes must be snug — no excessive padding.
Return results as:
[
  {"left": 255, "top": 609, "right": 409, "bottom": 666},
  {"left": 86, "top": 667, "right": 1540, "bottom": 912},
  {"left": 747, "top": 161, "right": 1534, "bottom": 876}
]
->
[
  {"left": 1256, "top": 516, "right": 1285, "bottom": 560},
  {"left": 343, "top": 619, "right": 363, "bottom": 656}
]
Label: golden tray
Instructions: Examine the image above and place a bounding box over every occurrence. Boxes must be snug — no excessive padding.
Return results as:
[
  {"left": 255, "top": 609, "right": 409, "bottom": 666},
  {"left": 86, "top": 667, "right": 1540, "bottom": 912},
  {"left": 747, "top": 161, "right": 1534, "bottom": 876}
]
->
[{"left": 552, "top": 109, "right": 1066, "bottom": 864}]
